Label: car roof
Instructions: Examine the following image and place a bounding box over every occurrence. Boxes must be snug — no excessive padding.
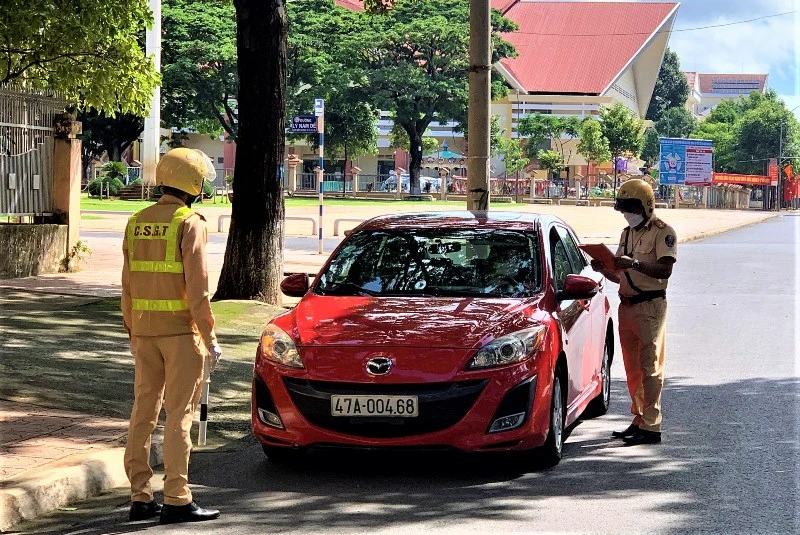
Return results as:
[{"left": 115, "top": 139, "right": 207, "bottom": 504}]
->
[{"left": 356, "top": 211, "right": 562, "bottom": 232}]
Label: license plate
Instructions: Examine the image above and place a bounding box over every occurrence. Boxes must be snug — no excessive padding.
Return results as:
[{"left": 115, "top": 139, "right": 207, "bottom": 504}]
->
[{"left": 331, "top": 395, "right": 419, "bottom": 417}]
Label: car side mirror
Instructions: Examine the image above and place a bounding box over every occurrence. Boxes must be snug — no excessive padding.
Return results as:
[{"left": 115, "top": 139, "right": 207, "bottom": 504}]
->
[
  {"left": 280, "top": 273, "right": 310, "bottom": 297},
  {"left": 557, "top": 274, "right": 598, "bottom": 301}
]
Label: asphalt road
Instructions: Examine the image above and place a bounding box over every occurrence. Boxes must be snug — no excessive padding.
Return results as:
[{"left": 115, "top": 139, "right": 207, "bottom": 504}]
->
[{"left": 22, "top": 214, "right": 800, "bottom": 534}]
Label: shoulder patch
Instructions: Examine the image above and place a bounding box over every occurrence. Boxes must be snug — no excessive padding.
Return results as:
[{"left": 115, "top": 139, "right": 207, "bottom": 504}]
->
[
  {"left": 653, "top": 218, "right": 666, "bottom": 229},
  {"left": 665, "top": 234, "right": 676, "bottom": 248}
]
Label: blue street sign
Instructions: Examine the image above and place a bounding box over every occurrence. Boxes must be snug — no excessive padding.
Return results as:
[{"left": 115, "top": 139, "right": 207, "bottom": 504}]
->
[
  {"left": 291, "top": 115, "right": 318, "bottom": 134},
  {"left": 659, "top": 137, "right": 713, "bottom": 185},
  {"left": 314, "top": 98, "right": 324, "bottom": 117}
]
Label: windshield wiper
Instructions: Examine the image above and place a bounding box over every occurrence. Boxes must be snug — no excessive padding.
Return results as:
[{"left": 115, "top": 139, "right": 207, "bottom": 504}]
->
[{"left": 319, "top": 282, "right": 378, "bottom": 297}]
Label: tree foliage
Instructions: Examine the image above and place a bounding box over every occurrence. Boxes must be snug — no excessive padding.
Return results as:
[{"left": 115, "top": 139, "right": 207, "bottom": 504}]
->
[
  {"left": 690, "top": 90, "right": 800, "bottom": 174},
  {"left": 517, "top": 114, "right": 581, "bottom": 162},
  {"left": 599, "top": 103, "right": 644, "bottom": 162},
  {"left": 646, "top": 48, "right": 689, "bottom": 121},
  {"left": 655, "top": 106, "right": 696, "bottom": 139},
  {"left": 537, "top": 149, "right": 564, "bottom": 179},
  {"left": 78, "top": 108, "right": 144, "bottom": 177},
  {"left": 0, "top": 0, "right": 159, "bottom": 115},
  {"left": 496, "top": 137, "right": 529, "bottom": 177},
  {"left": 340, "top": 0, "right": 516, "bottom": 194},
  {"left": 640, "top": 128, "right": 660, "bottom": 166},
  {"left": 162, "top": 0, "right": 238, "bottom": 140},
  {"left": 576, "top": 118, "right": 611, "bottom": 169}
]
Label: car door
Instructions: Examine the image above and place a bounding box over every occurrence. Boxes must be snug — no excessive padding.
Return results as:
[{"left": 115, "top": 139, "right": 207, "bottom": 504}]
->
[
  {"left": 549, "top": 226, "right": 592, "bottom": 407},
  {"left": 557, "top": 226, "right": 603, "bottom": 393}
]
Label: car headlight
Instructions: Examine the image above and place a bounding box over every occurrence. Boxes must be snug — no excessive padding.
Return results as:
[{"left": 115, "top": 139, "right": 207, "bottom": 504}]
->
[
  {"left": 467, "top": 326, "right": 547, "bottom": 369},
  {"left": 260, "top": 325, "right": 304, "bottom": 369}
]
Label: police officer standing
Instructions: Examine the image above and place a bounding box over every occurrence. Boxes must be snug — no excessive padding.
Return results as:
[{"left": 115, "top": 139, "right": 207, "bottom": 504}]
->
[
  {"left": 591, "top": 179, "right": 677, "bottom": 446},
  {"left": 122, "top": 148, "right": 222, "bottom": 523}
]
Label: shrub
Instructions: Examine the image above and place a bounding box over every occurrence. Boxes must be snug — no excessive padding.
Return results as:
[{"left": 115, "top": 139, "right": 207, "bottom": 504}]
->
[
  {"left": 88, "top": 176, "right": 125, "bottom": 196},
  {"left": 101, "top": 161, "right": 127, "bottom": 182}
]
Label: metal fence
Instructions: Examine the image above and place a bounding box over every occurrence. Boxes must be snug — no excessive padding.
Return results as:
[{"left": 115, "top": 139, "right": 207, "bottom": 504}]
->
[{"left": 0, "top": 85, "right": 66, "bottom": 216}]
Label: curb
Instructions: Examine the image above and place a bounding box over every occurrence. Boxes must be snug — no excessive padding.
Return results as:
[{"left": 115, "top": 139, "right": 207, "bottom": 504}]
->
[
  {"left": 679, "top": 214, "right": 777, "bottom": 244},
  {"left": 0, "top": 433, "right": 163, "bottom": 533}
]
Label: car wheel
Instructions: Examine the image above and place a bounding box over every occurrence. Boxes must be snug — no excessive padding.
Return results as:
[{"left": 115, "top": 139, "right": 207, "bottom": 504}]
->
[
  {"left": 262, "top": 444, "right": 305, "bottom": 465},
  {"left": 584, "top": 339, "right": 611, "bottom": 418},
  {"left": 536, "top": 373, "right": 565, "bottom": 468}
]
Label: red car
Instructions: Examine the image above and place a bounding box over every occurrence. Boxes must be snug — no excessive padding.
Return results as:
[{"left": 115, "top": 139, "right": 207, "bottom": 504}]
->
[{"left": 252, "top": 211, "right": 613, "bottom": 467}]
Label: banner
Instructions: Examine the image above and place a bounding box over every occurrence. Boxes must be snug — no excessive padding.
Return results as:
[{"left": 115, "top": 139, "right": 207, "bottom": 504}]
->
[
  {"left": 712, "top": 173, "right": 771, "bottom": 186},
  {"left": 659, "top": 138, "right": 713, "bottom": 185}
]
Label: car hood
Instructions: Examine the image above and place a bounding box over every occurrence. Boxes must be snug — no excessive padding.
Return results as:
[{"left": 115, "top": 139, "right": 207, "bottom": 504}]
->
[{"left": 288, "top": 294, "right": 545, "bottom": 349}]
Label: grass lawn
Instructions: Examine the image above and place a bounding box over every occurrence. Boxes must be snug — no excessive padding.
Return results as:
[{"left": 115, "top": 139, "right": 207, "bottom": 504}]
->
[
  {"left": 81, "top": 195, "right": 468, "bottom": 213},
  {"left": 0, "top": 288, "right": 286, "bottom": 448}
]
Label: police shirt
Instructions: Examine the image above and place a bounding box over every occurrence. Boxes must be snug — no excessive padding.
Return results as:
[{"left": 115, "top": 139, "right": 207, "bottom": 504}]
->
[{"left": 615, "top": 215, "right": 677, "bottom": 297}]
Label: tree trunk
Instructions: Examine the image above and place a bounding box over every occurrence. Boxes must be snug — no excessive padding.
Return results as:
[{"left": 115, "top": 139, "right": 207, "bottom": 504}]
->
[
  {"left": 214, "top": 0, "right": 287, "bottom": 304},
  {"left": 406, "top": 126, "right": 423, "bottom": 196}
]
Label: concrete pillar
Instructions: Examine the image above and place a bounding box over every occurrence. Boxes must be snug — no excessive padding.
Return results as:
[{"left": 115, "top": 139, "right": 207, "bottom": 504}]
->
[
  {"left": 439, "top": 168, "right": 449, "bottom": 201},
  {"left": 287, "top": 154, "right": 301, "bottom": 193},
  {"left": 351, "top": 166, "right": 361, "bottom": 194},
  {"left": 394, "top": 167, "right": 405, "bottom": 200},
  {"left": 52, "top": 114, "right": 82, "bottom": 255}
]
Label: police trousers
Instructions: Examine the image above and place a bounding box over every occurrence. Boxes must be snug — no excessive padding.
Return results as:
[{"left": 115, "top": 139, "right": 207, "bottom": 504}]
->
[
  {"left": 125, "top": 333, "right": 205, "bottom": 506},
  {"left": 618, "top": 297, "right": 667, "bottom": 433}
]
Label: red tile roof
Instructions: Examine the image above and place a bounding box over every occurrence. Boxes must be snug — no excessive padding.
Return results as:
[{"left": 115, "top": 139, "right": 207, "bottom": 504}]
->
[
  {"left": 334, "top": 1, "right": 678, "bottom": 96},
  {"left": 696, "top": 73, "right": 768, "bottom": 94},
  {"left": 494, "top": 1, "right": 678, "bottom": 94}
]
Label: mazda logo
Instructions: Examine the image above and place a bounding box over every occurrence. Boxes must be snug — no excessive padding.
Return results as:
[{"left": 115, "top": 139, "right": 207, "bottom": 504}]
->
[{"left": 365, "top": 357, "right": 393, "bottom": 376}]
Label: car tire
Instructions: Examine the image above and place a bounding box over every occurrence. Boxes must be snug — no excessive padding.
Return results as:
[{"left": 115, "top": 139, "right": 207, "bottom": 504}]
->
[
  {"left": 261, "top": 444, "right": 305, "bottom": 465},
  {"left": 535, "top": 372, "right": 565, "bottom": 468},
  {"left": 584, "top": 339, "right": 611, "bottom": 418}
]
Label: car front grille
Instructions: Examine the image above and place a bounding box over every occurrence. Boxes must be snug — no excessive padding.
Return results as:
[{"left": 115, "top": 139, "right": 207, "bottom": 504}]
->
[{"left": 283, "top": 378, "right": 487, "bottom": 438}]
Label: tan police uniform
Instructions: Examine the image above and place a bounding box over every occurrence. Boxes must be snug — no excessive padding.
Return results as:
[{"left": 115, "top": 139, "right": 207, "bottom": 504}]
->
[
  {"left": 121, "top": 194, "right": 217, "bottom": 507},
  {"left": 615, "top": 215, "right": 677, "bottom": 433}
]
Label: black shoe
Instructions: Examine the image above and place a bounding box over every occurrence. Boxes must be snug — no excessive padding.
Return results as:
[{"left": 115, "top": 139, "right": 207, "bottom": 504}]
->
[
  {"left": 159, "top": 501, "right": 220, "bottom": 524},
  {"left": 129, "top": 500, "right": 162, "bottom": 521},
  {"left": 622, "top": 429, "right": 662, "bottom": 446},
  {"left": 611, "top": 424, "right": 639, "bottom": 439}
]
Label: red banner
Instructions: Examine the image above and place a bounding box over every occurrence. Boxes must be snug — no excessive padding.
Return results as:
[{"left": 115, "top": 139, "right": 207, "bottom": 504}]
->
[{"left": 712, "top": 173, "right": 771, "bottom": 186}]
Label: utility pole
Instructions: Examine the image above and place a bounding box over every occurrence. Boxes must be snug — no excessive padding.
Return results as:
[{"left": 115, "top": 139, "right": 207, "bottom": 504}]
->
[
  {"left": 466, "top": 0, "right": 491, "bottom": 211},
  {"left": 142, "top": 0, "right": 161, "bottom": 192},
  {"left": 315, "top": 98, "right": 325, "bottom": 254}
]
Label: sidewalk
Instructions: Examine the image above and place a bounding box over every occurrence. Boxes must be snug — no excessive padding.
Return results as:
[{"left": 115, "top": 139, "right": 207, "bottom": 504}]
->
[{"left": 0, "top": 203, "right": 777, "bottom": 531}]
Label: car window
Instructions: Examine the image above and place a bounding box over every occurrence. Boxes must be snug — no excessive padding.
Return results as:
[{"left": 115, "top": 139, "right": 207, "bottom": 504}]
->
[
  {"left": 316, "top": 229, "right": 542, "bottom": 298},
  {"left": 557, "top": 226, "right": 587, "bottom": 273}
]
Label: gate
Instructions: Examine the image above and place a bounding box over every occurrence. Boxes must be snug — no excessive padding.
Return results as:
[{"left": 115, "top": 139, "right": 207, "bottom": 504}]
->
[{"left": 0, "top": 85, "right": 66, "bottom": 217}]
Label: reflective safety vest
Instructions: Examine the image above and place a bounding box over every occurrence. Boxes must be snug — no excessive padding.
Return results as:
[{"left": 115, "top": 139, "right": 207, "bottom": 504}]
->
[{"left": 127, "top": 206, "right": 193, "bottom": 313}]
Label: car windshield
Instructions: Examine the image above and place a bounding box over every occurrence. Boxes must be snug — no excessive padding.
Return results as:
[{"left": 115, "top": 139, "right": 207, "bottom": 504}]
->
[{"left": 315, "top": 229, "right": 541, "bottom": 298}]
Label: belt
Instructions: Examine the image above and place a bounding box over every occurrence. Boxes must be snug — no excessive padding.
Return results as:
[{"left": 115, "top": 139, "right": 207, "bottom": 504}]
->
[{"left": 619, "top": 290, "right": 666, "bottom": 305}]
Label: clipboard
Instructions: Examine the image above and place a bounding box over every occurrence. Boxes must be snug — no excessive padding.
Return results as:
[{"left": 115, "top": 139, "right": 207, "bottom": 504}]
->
[{"left": 578, "top": 243, "right": 616, "bottom": 271}]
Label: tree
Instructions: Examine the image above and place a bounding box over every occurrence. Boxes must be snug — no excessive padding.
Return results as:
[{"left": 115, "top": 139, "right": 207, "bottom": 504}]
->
[
  {"left": 690, "top": 90, "right": 800, "bottom": 174},
  {"left": 496, "top": 137, "right": 528, "bottom": 177},
  {"left": 214, "top": 0, "right": 287, "bottom": 303},
  {"left": 599, "top": 103, "right": 644, "bottom": 192},
  {"left": 77, "top": 108, "right": 144, "bottom": 179},
  {"left": 341, "top": 0, "right": 516, "bottom": 195},
  {"left": 162, "top": 0, "right": 238, "bottom": 140},
  {"left": 0, "top": 0, "right": 159, "bottom": 115},
  {"left": 655, "top": 106, "right": 696, "bottom": 139},
  {"left": 640, "top": 128, "right": 660, "bottom": 167},
  {"left": 537, "top": 149, "right": 564, "bottom": 181},
  {"left": 646, "top": 48, "right": 690, "bottom": 121},
  {"left": 517, "top": 114, "right": 581, "bottom": 165},
  {"left": 576, "top": 118, "right": 611, "bottom": 171}
]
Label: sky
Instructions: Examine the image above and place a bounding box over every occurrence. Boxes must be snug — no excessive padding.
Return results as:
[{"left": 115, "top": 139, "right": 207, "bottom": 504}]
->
[{"left": 545, "top": 0, "right": 800, "bottom": 119}]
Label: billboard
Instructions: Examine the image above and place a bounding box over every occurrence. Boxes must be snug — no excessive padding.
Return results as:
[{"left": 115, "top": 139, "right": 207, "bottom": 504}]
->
[
  {"left": 712, "top": 173, "right": 771, "bottom": 186},
  {"left": 659, "top": 138, "right": 713, "bottom": 185}
]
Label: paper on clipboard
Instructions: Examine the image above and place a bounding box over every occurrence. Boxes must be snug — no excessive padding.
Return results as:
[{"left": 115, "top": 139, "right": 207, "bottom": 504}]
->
[{"left": 578, "top": 243, "right": 616, "bottom": 271}]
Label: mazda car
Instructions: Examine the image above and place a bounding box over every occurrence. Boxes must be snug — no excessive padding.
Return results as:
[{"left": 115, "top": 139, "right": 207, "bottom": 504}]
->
[{"left": 252, "top": 211, "right": 613, "bottom": 467}]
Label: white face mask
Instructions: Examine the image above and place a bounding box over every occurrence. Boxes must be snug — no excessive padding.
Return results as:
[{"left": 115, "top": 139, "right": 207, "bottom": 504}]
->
[{"left": 623, "top": 213, "right": 645, "bottom": 228}]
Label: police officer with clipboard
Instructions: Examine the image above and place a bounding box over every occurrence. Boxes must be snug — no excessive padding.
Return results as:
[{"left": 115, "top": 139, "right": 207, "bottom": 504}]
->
[{"left": 590, "top": 179, "right": 677, "bottom": 446}]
